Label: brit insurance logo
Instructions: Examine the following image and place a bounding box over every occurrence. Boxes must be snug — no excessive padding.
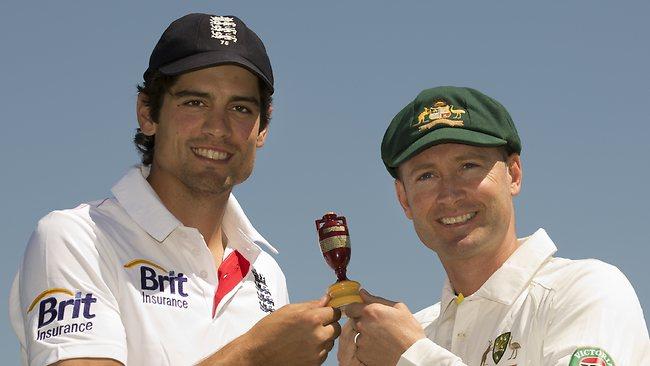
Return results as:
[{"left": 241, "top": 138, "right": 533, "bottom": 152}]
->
[
  {"left": 124, "top": 259, "right": 190, "bottom": 309},
  {"left": 27, "top": 288, "right": 97, "bottom": 341}
]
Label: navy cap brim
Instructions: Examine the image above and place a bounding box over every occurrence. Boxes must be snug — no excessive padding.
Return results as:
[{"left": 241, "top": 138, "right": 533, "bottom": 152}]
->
[
  {"left": 392, "top": 127, "right": 508, "bottom": 167},
  {"left": 158, "top": 51, "right": 274, "bottom": 93}
]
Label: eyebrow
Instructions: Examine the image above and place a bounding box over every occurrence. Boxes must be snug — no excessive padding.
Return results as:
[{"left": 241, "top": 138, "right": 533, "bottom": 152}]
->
[
  {"left": 404, "top": 152, "right": 493, "bottom": 174},
  {"left": 171, "top": 89, "right": 260, "bottom": 106},
  {"left": 171, "top": 89, "right": 211, "bottom": 99},
  {"left": 230, "top": 95, "right": 260, "bottom": 106},
  {"left": 454, "top": 152, "right": 490, "bottom": 161},
  {"left": 403, "top": 161, "right": 436, "bottom": 175}
]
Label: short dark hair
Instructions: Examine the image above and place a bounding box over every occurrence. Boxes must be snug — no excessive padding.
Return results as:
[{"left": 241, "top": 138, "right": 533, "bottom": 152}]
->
[{"left": 134, "top": 70, "right": 273, "bottom": 166}]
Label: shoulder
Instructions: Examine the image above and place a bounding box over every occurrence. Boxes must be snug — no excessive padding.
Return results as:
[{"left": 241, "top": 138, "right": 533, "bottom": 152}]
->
[
  {"left": 535, "top": 259, "right": 649, "bottom": 364},
  {"left": 18, "top": 200, "right": 119, "bottom": 286},
  {"left": 27, "top": 204, "right": 99, "bottom": 255},
  {"left": 254, "top": 250, "right": 285, "bottom": 277},
  {"left": 412, "top": 302, "right": 441, "bottom": 329},
  {"left": 36, "top": 204, "right": 96, "bottom": 232},
  {"left": 252, "top": 250, "right": 287, "bottom": 289},
  {"left": 534, "top": 257, "right": 644, "bottom": 328},
  {"left": 250, "top": 250, "right": 289, "bottom": 306},
  {"left": 24, "top": 199, "right": 116, "bottom": 258},
  {"left": 536, "top": 257, "right": 635, "bottom": 298}
]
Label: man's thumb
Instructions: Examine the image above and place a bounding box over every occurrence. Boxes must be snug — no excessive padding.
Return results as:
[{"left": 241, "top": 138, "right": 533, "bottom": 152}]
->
[
  {"left": 360, "top": 288, "right": 397, "bottom": 306},
  {"left": 318, "top": 294, "right": 331, "bottom": 307}
]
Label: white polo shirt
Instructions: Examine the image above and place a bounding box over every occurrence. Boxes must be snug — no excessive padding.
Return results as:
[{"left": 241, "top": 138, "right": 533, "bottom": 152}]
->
[
  {"left": 398, "top": 229, "right": 649, "bottom": 366},
  {"left": 9, "top": 165, "right": 289, "bottom": 366}
]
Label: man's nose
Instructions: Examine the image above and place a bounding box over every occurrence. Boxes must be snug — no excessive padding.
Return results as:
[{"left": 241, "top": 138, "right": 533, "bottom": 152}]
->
[
  {"left": 437, "top": 175, "right": 465, "bottom": 205},
  {"left": 201, "top": 108, "right": 230, "bottom": 138}
]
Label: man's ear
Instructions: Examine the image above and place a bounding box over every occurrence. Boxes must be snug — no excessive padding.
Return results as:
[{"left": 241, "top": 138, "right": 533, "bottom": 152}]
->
[
  {"left": 507, "top": 153, "right": 522, "bottom": 196},
  {"left": 137, "top": 93, "right": 157, "bottom": 136},
  {"left": 395, "top": 179, "right": 413, "bottom": 220},
  {"left": 256, "top": 126, "right": 268, "bottom": 148},
  {"left": 256, "top": 104, "right": 272, "bottom": 148}
]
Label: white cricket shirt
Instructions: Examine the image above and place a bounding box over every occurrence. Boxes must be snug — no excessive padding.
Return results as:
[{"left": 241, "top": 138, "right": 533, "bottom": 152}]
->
[
  {"left": 9, "top": 165, "right": 289, "bottom": 366},
  {"left": 398, "top": 229, "right": 649, "bottom": 366}
]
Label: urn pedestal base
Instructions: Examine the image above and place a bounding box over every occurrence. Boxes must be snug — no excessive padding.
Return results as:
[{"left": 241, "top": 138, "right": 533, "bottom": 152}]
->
[{"left": 327, "top": 280, "right": 362, "bottom": 308}]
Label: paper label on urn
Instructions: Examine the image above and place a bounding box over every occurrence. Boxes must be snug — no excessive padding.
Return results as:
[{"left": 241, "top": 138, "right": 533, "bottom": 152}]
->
[
  {"left": 319, "top": 236, "right": 351, "bottom": 252},
  {"left": 321, "top": 226, "right": 347, "bottom": 234}
]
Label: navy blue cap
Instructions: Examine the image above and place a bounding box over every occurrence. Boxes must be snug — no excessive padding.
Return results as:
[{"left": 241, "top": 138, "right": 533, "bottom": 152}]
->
[{"left": 144, "top": 13, "right": 274, "bottom": 93}]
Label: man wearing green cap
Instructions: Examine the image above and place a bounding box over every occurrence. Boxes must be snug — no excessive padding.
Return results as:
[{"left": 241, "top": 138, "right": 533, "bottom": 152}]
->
[{"left": 339, "top": 86, "right": 649, "bottom": 365}]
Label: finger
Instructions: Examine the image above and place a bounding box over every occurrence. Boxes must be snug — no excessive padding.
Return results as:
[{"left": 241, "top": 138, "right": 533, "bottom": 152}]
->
[
  {"left": 360, "top": 288, "right": 398, "bottom": 306},
  {"left": 394, "top": 301, "right": 411, "bottom": 312},
  {"left": 350, "top": 318, "right": 362, "bottom": 334},
  {"left": 354, "top": 332, "right": 364, "bottom": 349},
  {"left": 324, "top": 339, "right": 335, "bottom": 352},
  {"left": 354, "top": 355, "right": 366, "bottom": 366},
  {"left": 356, "top": 347, "right": 370, "bottom": 366},
  {"left": 302, "top": 295, "right": 332, "bottom": 309},
  {"left": 342, "top": 319, "right": 354, "bottom": 332},
  {"left": 289, "top": 298, "right": 328, "bottom": 311},
  {"left": 337, "top": 327, "right": 358, "bottom": 366},
  {"left": 321, "top": 321, "right": 342, "bottom": 341},
  {"left": 318, "top": 294, "right": 330, "bottom": 307},
  {"left": 315, "top": 306, "right": 342, "bottom": 325},
  {"left": 318, "top": 348, "right": 329, "bottom": 365},
  {"left": 332, "top": 320, "right": 342, "bottom": 338},
  {"left": 348, "top": 319, "right": 358, "bottom": 332},
  {"left": 340, "top": 321, "right": 356, "bottom": 342},
  {"left": 343, "top": 302, "right": 365, "bottom": 318},
  {"left": 332, "top": 306, "right": 342, "bottom": 322}
]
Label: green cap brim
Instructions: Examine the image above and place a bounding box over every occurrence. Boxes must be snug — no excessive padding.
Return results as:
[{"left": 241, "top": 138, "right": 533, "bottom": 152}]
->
[{"left": 392, "top": 127, "right": 508, "bottom": 167}]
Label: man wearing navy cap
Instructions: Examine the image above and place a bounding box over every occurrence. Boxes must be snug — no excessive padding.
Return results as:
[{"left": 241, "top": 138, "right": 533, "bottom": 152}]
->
[
  {"left": 338, "top": 86, "right": 649, "bottom": 365},
  {"left": 10, "top": 13, "right": 340, "bottom": 365}
]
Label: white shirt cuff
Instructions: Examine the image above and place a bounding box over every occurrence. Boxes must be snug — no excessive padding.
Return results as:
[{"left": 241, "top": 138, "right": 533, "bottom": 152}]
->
[{"left": 397, "top": 338, "right": 465, "bottom": 366}]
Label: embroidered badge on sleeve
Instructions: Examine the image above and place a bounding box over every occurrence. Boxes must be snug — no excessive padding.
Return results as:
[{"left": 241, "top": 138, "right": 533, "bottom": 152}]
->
[{"left": 568, "top": 347, "right": 615, "bottom": 366}]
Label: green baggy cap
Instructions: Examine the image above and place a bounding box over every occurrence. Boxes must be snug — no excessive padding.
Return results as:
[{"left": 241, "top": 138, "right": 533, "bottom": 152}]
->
[{"left": 381, "top": 86, "right": 521, "bottom": 178}]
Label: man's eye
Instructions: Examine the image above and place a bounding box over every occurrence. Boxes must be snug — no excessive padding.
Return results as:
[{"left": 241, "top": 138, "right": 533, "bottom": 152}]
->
[
  {"left": 462, "top": 162, "right": 479, "bottom": 170},
  {"left": 417, "top": 172, "right": 434, "bottom": 181},
  {"left": 232, "top": 105, "right": 252, "bottom": 113},
  {"left": 184, "top": 100, "right": 206, "bottom": 107}
]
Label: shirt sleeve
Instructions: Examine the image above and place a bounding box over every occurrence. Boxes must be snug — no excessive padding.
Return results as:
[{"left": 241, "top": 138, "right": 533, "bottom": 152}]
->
[
  {"left": 274, "top": 262, "right": 290, "bottom": 306},
  {"left": 397, "top": 338, "right": 467, "bottom": 366},
  {"left": 541, "top": 260, "right": 650, "bottom": 366},
  {"left": 10, "top": 210, "right": 128, "bottom": 366},
  {"left": 257, "top": 251, "right": 290, "bottom": 307}
]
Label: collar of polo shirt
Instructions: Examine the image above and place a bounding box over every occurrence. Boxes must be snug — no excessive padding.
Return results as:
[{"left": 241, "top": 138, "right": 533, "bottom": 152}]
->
[
  {"left": 440, "top": 229, "right": 556, "bottom": 309},
  {"left": 111, "top": 165, "right": 279, "bottom": 264}
]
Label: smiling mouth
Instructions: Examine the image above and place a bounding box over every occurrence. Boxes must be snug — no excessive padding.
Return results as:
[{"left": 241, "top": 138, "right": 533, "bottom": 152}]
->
[
  {"left": 192, "top": 148, "right": 231, "bottom": 161},
  {"left": 438, "top": 212, "right": 477, "bottom": 226}
]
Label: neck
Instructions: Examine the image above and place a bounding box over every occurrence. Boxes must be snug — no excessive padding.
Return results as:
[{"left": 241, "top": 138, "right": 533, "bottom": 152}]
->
[
  {"left": 147, "top": 165, "right": 230, "bottom": 260},
  {"left": 441, "top": 228, "right": 519, "bottom": 297}
]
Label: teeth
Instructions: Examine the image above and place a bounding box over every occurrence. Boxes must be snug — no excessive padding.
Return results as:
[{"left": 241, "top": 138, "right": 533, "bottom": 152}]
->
[
  {"left": 193, "top": 148, "right": 229, "bottom": 161},
  {"left": 440, "top": 212, "right": 476, "bottom": 225}
]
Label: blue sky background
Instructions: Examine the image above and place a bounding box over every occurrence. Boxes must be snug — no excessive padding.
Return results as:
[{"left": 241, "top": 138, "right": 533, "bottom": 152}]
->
[{"left": 1, "top": 1, "right": 648, "bottom": 365}]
